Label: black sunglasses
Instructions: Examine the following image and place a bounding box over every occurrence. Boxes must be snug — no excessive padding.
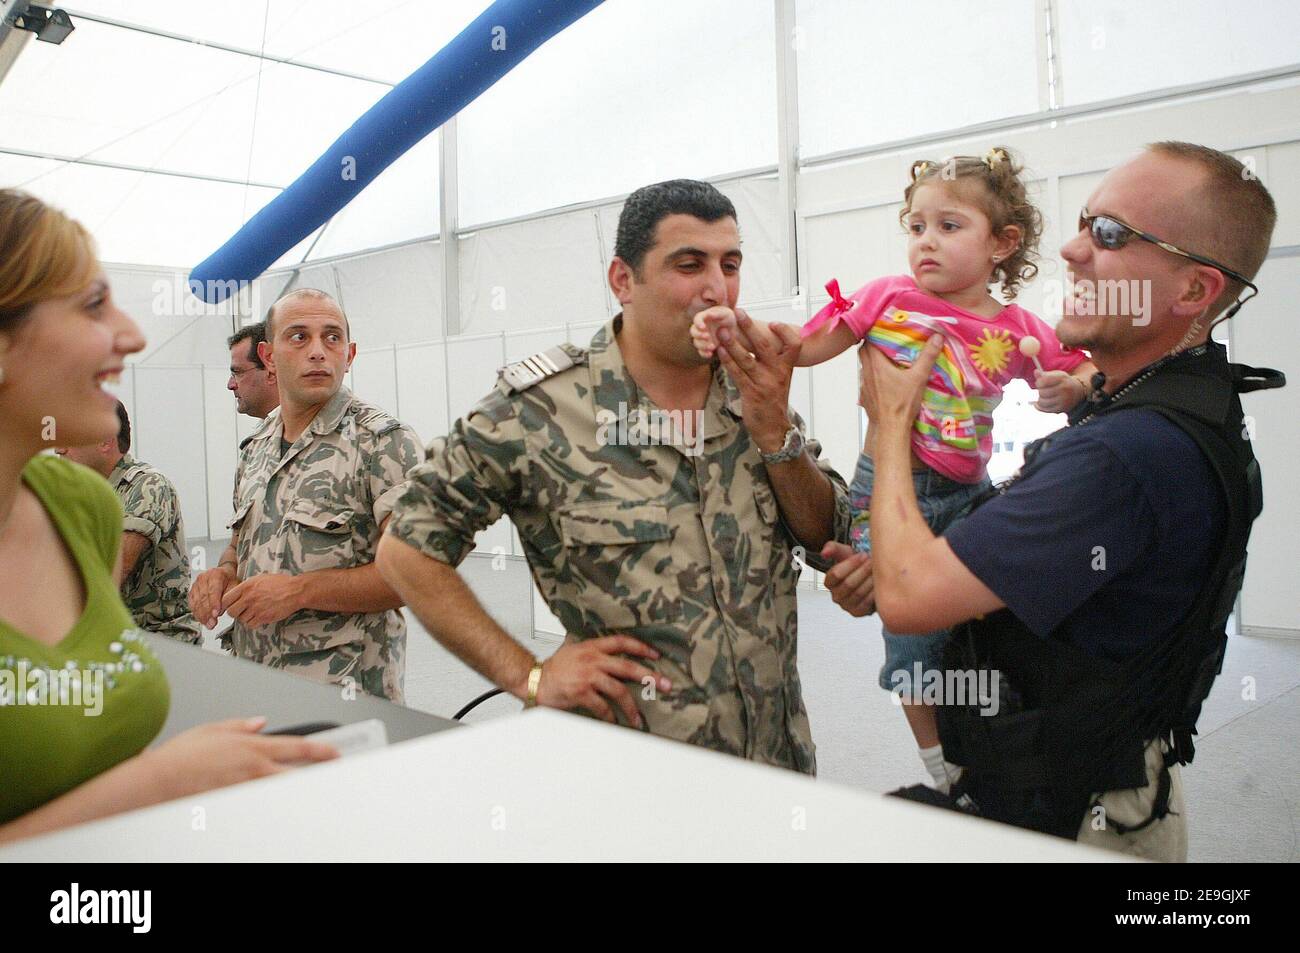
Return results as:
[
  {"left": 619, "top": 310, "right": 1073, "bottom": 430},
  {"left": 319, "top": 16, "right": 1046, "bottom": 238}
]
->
[{"left": 1079, "top": 208, "right": 1259, "bottom": 319}]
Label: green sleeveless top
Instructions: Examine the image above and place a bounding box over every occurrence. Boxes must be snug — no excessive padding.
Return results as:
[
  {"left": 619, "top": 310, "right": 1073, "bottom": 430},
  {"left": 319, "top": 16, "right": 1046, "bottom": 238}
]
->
[{"left": 0, "top": 455, "right": 170, "bottom": 825}]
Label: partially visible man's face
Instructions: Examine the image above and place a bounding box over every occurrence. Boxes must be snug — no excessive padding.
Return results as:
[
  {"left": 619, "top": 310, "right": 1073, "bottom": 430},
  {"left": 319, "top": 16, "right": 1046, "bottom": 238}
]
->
[
  {"left": 228, "top": 338, "right": 278, "bottom": 418},
  {"left": 615, "top": 213, "right": 741, "bottom": 367},
  {"left": 54, "top": 441, "right": 112, "bottom": 473},
  {"left": 1058, "top": 150, "right": 1212, "bottom": 356},
  {"left": 261, "top": 297, "right": 354, "bottom": 408}
]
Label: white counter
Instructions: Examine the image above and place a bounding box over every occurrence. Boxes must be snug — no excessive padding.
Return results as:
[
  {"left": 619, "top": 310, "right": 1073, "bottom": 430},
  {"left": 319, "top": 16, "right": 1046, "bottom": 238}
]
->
[{"left": 0, "top": 709, "right": 1124, "bottom": 862}]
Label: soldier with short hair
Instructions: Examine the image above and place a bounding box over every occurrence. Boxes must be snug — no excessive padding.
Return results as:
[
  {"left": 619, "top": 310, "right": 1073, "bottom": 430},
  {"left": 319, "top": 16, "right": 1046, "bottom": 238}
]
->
[
  {"left": 57, "top": 401, "right": 202, "bottom": 645},
  {"left": 227, "top": 320, "right": 278, "bottom": 420},
  {"left": 378, "top": 179, "right": 851, "bottom": 772},
  {"left": 190, "top": 290, "right": 422, "bottom": 702}
]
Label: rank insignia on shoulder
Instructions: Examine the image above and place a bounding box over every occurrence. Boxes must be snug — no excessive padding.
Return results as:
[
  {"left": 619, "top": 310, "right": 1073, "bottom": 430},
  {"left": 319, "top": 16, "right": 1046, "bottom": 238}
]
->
[{"left": 499, "top": 345, "right": 578, "bottom": 393}]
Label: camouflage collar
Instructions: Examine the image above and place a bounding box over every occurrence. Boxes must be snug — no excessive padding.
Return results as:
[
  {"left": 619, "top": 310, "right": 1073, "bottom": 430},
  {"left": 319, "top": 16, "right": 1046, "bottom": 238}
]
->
[
  {"left": 251, "top": 386, "right": 353, "bottom": 446},
  {"left": 308, "top": 385, "right": 356, "bottom": 436},
  {"left": 589, "top": 316, "right": 742, "bottom": 444},
  {"left": 248, "top": 406, "right": 280, "bottom": 441},
  {"left": 587, "top": 316, "right": 620, "bottom": 363},
  {"left": 107, "top": 452, "right": 137, "bottom": 489}
]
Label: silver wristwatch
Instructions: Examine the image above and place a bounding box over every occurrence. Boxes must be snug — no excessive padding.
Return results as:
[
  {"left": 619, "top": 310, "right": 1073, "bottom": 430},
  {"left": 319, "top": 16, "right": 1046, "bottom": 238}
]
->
[{"left": 760, "top": 425, "right": 805, "bottom": 465}]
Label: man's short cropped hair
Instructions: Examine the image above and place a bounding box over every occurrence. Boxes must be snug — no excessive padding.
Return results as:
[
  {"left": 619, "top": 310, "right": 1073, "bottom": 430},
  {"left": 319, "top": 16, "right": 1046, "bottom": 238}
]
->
[
  {"left": 264, "top": 288, "right": 349, "bottom": 341},
  {"left": 115, "top": 400, "right": 131, "bottom": 454},
  {"left": 1146, "top": 141, "right": 1277, "bottom": 317},
  {"left": 614, "top": 179, "right": 738, "bottom": 278},
  {"left": 228, "top": 321, "right": 268, "bottom": 370}
]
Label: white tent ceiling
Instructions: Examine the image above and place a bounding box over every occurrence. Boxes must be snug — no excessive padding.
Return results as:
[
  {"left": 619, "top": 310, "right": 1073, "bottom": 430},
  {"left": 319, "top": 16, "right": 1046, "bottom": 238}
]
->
[
  {"left": 2, "top": 0, "right": 1299, "bottom": 269},
  {"left": 0, "top": 0, "right": 476, "bottom": 266}
]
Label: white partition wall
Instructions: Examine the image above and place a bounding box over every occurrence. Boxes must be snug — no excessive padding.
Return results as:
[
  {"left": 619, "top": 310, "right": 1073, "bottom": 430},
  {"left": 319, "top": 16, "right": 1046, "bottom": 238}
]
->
[
  {"left": 330, "top": 241, "right": 443, "bottom": 345},
  {"left": 443, "top": 334, "right": 512, "bottom": 556},
  {"left": 349, "top": 347, "right": 401, "bottom": 426},
  {"left": 130, "top": 367, "right": 210, "bottom": 539},
  {"left": 1235, "top": 252, "right": 1300, "bottom": 636},
  {"left": 202, "top": 367, "right": 239, "bottom": 537},
  {"left": 395, "top": 342, "right": 450, "bottom": 449},
  {"left": 458, "top": 211, "right": 609, "bottom": 336},
  {"left": 445, "top": 334, "right": 506, "bottom": 424}
]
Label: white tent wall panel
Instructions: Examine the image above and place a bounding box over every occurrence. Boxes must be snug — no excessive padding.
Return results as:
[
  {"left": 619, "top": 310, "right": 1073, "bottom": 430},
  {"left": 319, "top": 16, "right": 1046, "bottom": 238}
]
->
[
  {"left": 285, "top": 262, "right": 341, "bottom": 302},
  {"left": 806, "top": 346, "right": 862, "bottom": 492},
  {"left": 104, "top": 264, "right": 240, "bottom": 366},
  {"left": 130, "top": 366, "right": 209, "bottom": 540},
  {"left": 445, "top": 335, "right": 506, "bottom": 421},
  {"left": 1268, "top": 141, "right": 1300, "bottom": 246},
  {"left": 329, "top": 241, "right": 443, "bottom": 345},
  {"left": 348, "top": 348, "right": 401, "bottom": 427},
  {"left": 797, "top": 83, "right": 1300, "bottom": 213},
  {"left": 505, "top": 327, "right": 572, "bottom": 365},
  {"left": 802, "top": 203, "right": 909, "bottom": 295},
  {"left": 1054, "top": 1, "right": 1300, "bottom": 107},
  {"left": 458, "top": 210, "right": 608, "bottom": 335},
  {"left": 795, "top": 0, "right": 1039, "bottom": 158},
  {"left": 1236, "top": 255, "right": 1300, "bottom": 635},
  {"left": 720, "top": 175, "right": 786, "bottom": 304},
  {"left": 443, "top": 334, "right": 512, "bottom": 557},
  {"left": 202, "top": 367, "right": 239, "bottom": 542},
  {"left": 394, "top": 343, "right": 449, "bottom": 451}
]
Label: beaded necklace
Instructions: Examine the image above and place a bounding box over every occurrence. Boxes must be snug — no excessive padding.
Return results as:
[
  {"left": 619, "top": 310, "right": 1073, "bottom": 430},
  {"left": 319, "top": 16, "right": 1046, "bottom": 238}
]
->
[
  {"left": 1070, "top": 343, "right": 1210, "bottom": 428},
  {"left": 0, "top": 627, "right": 152, "bottom": 706}
]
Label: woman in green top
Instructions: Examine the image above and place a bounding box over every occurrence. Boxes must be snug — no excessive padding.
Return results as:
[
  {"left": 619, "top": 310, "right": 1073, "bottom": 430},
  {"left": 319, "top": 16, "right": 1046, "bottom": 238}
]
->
[{"left": 0, "top": 189, "right": 337, "bottom": 843}]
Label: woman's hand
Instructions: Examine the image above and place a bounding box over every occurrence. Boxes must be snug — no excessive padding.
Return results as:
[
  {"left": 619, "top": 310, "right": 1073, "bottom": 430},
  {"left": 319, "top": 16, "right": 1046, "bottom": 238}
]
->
[{"left": 144, "top": 717, "right": 339, "bottom": 801}]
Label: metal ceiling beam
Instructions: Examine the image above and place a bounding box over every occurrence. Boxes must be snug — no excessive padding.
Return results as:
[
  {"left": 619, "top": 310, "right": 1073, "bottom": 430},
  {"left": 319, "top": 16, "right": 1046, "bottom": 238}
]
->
[
  {"left": 0, "top": 144, "right": 285, "bottom": 189},
  {"left": 60, "top": 6, "right": 396, "bottom": 87}
]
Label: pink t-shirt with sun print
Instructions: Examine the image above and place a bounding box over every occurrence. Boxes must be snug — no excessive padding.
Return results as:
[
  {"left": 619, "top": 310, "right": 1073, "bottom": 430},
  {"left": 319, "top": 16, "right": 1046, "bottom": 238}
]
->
[{"left": 803, "top": 274, "right": 1087, "bottom": 484}]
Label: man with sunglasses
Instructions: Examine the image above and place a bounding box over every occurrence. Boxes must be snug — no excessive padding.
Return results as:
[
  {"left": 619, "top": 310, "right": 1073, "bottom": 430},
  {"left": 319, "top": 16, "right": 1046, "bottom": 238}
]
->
[{"left": 824, "top": 141, "right": 1282, "bottom": 860}]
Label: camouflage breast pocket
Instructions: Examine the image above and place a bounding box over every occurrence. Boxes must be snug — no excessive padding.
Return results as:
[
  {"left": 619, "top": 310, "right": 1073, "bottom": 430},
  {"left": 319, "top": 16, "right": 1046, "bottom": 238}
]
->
[
  {"left": 283, "top": 502, "right": 358, "bottom": 573},
  {"left": 556, "top": 501, "right": 683, "bottom": 632}
]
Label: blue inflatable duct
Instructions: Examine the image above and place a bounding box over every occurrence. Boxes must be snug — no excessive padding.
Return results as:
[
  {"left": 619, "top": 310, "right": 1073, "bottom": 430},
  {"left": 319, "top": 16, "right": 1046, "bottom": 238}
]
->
[{"left": 190, "top": 0, "right": 604, "bottom": 302}]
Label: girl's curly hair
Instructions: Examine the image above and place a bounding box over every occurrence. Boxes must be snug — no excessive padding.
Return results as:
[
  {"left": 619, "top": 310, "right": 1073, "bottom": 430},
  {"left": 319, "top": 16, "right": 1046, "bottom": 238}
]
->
[{"left": 899, "top": 146, "right": 1042, "bottom": 300}]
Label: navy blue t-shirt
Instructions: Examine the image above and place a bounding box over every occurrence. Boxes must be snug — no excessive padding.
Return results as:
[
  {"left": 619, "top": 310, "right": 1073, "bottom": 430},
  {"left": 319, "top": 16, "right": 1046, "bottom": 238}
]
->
[{"left": 945, "top": 409, "right": 1226, "bottom": 662}]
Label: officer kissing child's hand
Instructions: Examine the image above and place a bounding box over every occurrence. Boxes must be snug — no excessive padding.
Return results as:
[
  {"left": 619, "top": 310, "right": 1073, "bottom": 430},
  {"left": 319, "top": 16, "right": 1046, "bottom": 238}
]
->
[{"left": 690, "top": 306, "right": 793, "bottom": 361}]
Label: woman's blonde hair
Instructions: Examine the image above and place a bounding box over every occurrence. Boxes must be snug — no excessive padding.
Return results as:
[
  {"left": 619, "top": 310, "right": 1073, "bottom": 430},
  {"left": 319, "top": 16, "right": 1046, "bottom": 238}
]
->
[
  {"left": 899, "top": 146, "right": 1042, "bottom": 300},
  {"left": 0, "top": 189, "right": 98, "bottom": 334}
]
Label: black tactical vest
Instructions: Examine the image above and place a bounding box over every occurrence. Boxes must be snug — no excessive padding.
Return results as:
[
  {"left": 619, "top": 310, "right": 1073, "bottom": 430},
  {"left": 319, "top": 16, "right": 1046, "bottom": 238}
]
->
[{"left": 934, "top": 342, "right": 1284, "bottom": 839}]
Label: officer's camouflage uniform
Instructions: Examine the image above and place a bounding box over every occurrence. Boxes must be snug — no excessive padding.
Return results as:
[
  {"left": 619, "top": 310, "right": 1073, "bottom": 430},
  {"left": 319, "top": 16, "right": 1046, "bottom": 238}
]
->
[
  {"left": 108, "top": 453, "right": 202, "bottom": 645},
  {"left": 387, "top": 316, "right": 851, "bottom": 773},
  {"left": 230, "top": 387, "right": 422, "bottom": 702}
]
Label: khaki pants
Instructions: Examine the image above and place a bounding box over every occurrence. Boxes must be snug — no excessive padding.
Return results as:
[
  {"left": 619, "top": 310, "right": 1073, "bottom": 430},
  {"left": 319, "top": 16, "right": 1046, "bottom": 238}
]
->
[{"left": 1076, "top": 737, "right": 1187, "bottom": 862}]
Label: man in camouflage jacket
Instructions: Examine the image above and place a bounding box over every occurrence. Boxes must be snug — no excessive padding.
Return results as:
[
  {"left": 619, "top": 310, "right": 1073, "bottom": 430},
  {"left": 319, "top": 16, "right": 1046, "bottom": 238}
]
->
[
  {"left": 379, "top": 181, "right": 851, "bottom": 772},
  {"left": 190, "top": 290, "right": 422, "bottom": 702},
  {"left": 59, "top": 401, "right": 201, "bottom": 645}
]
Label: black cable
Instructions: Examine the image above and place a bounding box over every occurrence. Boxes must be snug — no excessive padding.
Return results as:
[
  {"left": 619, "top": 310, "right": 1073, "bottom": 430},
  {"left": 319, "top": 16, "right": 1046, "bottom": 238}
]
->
[{"left": 453, "top": 687, "right": 508, "bottom": 721}]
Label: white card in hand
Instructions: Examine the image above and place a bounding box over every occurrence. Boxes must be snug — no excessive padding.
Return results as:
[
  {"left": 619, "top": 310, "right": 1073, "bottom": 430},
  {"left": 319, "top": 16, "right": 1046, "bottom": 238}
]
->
[{"left": 309, "top": 719, "right": 388, "bottom": 757}]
